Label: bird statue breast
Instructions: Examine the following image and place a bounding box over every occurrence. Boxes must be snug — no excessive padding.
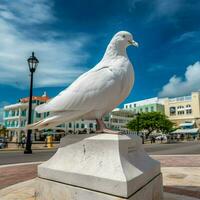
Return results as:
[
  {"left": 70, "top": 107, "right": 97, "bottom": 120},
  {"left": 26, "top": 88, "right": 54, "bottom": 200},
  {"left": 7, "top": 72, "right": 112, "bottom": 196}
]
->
[{"left": 28, "top": 31, "right": 138, "bottom": 133}]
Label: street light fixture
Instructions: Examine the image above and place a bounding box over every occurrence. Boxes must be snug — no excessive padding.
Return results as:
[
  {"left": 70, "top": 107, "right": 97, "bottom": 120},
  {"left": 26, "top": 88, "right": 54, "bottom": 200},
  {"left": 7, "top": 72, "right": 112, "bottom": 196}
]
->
[{"left": 24, "top": 52, "right": 39, "bottom": 154}]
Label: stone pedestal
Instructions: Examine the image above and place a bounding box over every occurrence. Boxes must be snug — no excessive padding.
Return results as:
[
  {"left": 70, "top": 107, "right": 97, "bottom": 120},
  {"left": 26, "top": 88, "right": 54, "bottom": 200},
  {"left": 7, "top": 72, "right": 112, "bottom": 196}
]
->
[{"left": 36, "top": 134, "right": 163, "bottom": 200}]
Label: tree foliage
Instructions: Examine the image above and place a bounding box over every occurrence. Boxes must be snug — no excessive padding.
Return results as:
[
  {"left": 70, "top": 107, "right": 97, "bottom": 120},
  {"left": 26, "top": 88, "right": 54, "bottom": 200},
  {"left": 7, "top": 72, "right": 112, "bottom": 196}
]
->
[
  {"left": 0, "top": 126, "right": 8, "bottom": 137},
  {"left": 127, "top": 112, "right": 174, "bottom": 137}
]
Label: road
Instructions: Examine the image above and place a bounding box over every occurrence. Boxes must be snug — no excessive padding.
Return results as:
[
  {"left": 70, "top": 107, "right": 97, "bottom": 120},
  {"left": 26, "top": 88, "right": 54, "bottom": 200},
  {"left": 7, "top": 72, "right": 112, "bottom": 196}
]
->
[{"left": 0, "top": 141, "right": 200, "bottom": 165}]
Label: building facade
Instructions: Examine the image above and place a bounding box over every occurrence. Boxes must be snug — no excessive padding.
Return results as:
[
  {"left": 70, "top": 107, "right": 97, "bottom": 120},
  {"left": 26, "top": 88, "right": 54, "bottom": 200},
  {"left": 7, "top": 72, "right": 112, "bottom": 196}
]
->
[
  {"left": 124, "top": 97, "right": 165, "bottom": 114},
  {"left": 163, "top": 92, "right": 200, "bottom": 128},
  {"left": 104, "top": 109, "right": 135, "bottom": 133},
  {"left": 3, "top": 92, "right": 50, "bottom": 141},
  {"left": 3, "top": 92, "right": 97, "bottom": 141}
]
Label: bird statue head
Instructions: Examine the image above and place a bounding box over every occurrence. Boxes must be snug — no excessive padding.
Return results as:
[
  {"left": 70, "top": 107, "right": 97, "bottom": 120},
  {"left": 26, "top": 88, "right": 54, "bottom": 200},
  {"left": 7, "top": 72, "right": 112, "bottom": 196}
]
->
[
  {"left": 112, "top": 31, "right": 139, "bottom": 48},
  {"left": 103, "top": 31, "right": 139, "bottom": 59}
]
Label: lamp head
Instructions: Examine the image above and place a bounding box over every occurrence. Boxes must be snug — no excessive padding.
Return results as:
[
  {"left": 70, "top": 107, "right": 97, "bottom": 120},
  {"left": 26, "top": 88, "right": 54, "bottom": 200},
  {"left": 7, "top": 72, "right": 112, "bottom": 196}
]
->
[{"left": 27, "top": 52, "right": 39, "bottom": 73}]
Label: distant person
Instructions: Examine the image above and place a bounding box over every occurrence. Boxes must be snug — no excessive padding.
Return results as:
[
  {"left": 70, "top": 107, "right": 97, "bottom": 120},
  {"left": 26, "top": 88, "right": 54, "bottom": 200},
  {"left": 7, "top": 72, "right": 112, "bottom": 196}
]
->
[
  {"left": 151, "top": 136, "right": 156, "bottom": 143},
  {"left": 177, "top": 134, "right": 180, "bottom": 142},
  {"left": 17, "top": 138, "right": 21, "bottom": 148},
  {"left": 44, "top": 137, "right": 47, "bottom": 147},
  {"left": 5, "top": 137, "right": 8, "bottom": 148},
  {"left": 21, "top": 135, "right": 26, "bottom": 148}
]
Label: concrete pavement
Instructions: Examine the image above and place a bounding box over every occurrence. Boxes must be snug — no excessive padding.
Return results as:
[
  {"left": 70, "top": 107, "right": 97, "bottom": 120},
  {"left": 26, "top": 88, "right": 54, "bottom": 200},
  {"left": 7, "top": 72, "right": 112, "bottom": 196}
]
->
[{"left": 0, "top": 171, "right": 199, "bottom": 200}]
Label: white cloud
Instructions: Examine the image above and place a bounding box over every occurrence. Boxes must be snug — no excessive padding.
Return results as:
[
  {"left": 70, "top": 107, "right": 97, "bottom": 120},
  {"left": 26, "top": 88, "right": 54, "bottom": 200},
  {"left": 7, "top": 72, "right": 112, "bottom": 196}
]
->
[
  {"left": 146, "top": 0, "right": 183, "bottom": 22},
  {"left": 147, "top": 64, "right": 165, "bottom": 72},
  {"left": 159, "top": 61, "right": 200, "bottom": 97},
  {"left": 0, "top": 0, "right": 90, "bottom": 89},
  {"left": 173, "top": 31, "right": 200, "bottom": 44},
  {"left": 0, "top": 0, "right": 55, "bottom": 24}
]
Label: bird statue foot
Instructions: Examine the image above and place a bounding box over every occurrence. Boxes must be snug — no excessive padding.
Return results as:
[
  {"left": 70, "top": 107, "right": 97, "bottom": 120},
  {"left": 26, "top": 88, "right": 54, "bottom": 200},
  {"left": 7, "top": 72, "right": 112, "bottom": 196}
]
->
[
  {"left": 96, "top": 119, "right": 122, "bottom": 134},
  {"left": 102, "top": 128, "right": 122, "bottom": 135}
]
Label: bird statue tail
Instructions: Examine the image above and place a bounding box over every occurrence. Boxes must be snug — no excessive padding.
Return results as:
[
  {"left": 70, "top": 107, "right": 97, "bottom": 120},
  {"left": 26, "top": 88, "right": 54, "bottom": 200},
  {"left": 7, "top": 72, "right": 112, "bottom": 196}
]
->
[
  {"left": 26, "top": 111, "right": 82, "bottom": 130},
  {"left": 26, "top": 115, "right": 63, "bottom": 130}
]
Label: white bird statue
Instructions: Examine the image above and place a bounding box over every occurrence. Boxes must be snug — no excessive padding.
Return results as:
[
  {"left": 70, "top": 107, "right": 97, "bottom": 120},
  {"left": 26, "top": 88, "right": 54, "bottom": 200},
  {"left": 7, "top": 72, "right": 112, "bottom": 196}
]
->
[{"left": 28, "top": 31, "right": 138, "bottom": 133}]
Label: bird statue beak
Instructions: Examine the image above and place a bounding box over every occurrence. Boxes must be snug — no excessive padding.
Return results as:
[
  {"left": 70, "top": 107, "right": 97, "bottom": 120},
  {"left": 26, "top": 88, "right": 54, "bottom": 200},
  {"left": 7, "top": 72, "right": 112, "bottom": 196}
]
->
[{"left": 128, "top": 40, "right": 139, "bottom": 47}]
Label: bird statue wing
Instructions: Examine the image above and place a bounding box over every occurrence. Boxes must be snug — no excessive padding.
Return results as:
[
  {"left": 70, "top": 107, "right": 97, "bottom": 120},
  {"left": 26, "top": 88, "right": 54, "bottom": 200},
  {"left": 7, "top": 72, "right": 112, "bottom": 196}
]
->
[{"left": 35, "top": 64, "right": 121, "bottom": 114}]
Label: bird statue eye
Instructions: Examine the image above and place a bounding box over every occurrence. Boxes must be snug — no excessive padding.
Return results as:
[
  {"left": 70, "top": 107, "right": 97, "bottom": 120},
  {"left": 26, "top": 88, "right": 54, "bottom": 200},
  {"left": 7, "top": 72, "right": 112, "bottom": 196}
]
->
[{"left": 122, "top": 35, "right": 126, "bottom": 38}]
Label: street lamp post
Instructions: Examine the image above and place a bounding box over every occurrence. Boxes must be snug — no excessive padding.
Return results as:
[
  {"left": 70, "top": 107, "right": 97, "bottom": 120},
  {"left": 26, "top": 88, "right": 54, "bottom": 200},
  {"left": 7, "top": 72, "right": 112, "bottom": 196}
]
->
[{"left": 24, "top": 52, "right": 39, "bottom": 154}]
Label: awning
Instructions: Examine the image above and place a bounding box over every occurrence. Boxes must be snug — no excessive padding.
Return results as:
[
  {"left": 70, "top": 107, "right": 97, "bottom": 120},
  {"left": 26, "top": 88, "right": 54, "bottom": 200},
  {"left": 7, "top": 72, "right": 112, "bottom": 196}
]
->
[
  {"left": 179, "top": 121, "right": 195, "bottom": 127},
  {"left": 171, "top": 128, "right": 199, "bottom": 134}
]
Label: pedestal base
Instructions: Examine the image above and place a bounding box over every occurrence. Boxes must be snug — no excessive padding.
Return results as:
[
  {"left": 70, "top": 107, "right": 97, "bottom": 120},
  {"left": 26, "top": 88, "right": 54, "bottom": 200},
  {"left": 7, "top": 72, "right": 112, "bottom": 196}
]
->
[
  {"left": 36, "top": 134, "right": 163, "bottom": 199},
  {"left": 36, "top": 173, "right": 163, "bottom": 200}
]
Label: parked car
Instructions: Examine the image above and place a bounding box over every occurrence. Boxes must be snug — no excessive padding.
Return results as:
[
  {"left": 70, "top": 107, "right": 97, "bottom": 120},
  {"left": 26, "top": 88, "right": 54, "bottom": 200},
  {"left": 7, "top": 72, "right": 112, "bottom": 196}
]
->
[
  {"left": 0, "top": 137, "right": 7, "bottom": 149},
  {"left": 155, "top": 135, "right": 167, "bottom": 141}
]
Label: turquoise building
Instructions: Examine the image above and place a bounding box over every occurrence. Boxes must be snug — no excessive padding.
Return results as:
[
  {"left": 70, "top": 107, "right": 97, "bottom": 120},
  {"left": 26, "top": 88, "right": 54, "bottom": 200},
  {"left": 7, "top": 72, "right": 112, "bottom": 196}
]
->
[{"left": 124, "top": 97, "right": 165, "bottom": 114}]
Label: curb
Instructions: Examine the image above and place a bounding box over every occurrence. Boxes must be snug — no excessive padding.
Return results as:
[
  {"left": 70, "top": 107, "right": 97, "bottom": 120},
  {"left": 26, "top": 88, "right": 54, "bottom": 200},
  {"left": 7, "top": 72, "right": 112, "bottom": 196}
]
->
[
  {"left": 0, "top": 148, "right": 57, "bottom": 152},
  {"left": 0, "top": 161, "right": 43, "bottom": 168}
]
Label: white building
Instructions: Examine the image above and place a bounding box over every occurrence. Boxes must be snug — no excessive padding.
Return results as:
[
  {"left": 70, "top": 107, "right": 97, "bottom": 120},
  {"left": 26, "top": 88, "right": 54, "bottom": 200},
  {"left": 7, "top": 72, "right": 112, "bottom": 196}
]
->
[
  {"left": 104, "top": 109, "right": 135, "bottom": 134},
  {"left": 4, "top": 92, "right": 50, "bottom": 141},
  {"left": 3, "top": 92, "right": 97, "bottom": 142}
]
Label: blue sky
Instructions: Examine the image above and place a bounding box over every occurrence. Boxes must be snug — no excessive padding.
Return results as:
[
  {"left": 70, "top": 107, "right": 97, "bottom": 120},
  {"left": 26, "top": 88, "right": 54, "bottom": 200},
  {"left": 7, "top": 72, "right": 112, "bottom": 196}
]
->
[{"left": 0, "top": 0, "right": 200, "bottom": 120}]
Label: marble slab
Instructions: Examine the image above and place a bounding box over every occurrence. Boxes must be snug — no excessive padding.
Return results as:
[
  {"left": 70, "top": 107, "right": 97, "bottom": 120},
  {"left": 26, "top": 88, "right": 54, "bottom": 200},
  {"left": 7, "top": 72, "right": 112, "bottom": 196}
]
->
[{"left": 37, "top": 134, "right": 162, "bottom": 198}]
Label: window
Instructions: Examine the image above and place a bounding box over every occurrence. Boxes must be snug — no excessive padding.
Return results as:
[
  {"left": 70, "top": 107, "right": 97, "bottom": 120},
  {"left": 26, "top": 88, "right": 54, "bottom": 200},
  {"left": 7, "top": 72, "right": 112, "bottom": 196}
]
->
[
  {"left": 129, "top": 104, "right": 132, "bottom": 108},
  {"left": 81, "top": 124, "right": 85, "bottom": 129},
  {"left": 76, "top": 123, "right": 79, "bottom": 128},
  {"left": 177, "top": 106, "right": 184, "bottom": 110},
  {"left": 178, "top": 111, "right": 184, "bottom": 115},
  {"left": 69, "top": 123, "right": 72, "bottom": 128},
  {"left": 44, "top": 112, "right": 50, "bottom": 118},
  {"left": 16, "top": 110, "right": 19, "bottom": 116},
  {"left": 134, "top": 104, "right": 136, "bottom": 107},
  {"left": 145, "top": 107, "right": 149, "bottom": 112},
  {"left": 21, "top": 109, "right": 26, "bottom": 117},
  {"left": 21, "top": 120, "right": 26, "bottom": 127},
  {"left": 186, "top": 104, "right": 191, "bottom": 108},
  {"left": 151, "top": 106, "right": 154, "bottom": 112},
  {"left": 36, "top": 113, "right": 41, "bottom": 118},
  {"left": 186, "top": 109, "right": 192, "bottom": 114},
  {"left": 12, "top": 110, "right": 15, "bottom": 116},
  {"left": 140, "top": 108, "right": 143, "bottom": 112},
  {"left": 4, "top": 111, "right": 9, "bottom": 118},
  {"left": 169, "top": 107, "right": 176, "bottom": 116},
  {"left": 89, "top": 123, "right": 93, "bottom": 128}
]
